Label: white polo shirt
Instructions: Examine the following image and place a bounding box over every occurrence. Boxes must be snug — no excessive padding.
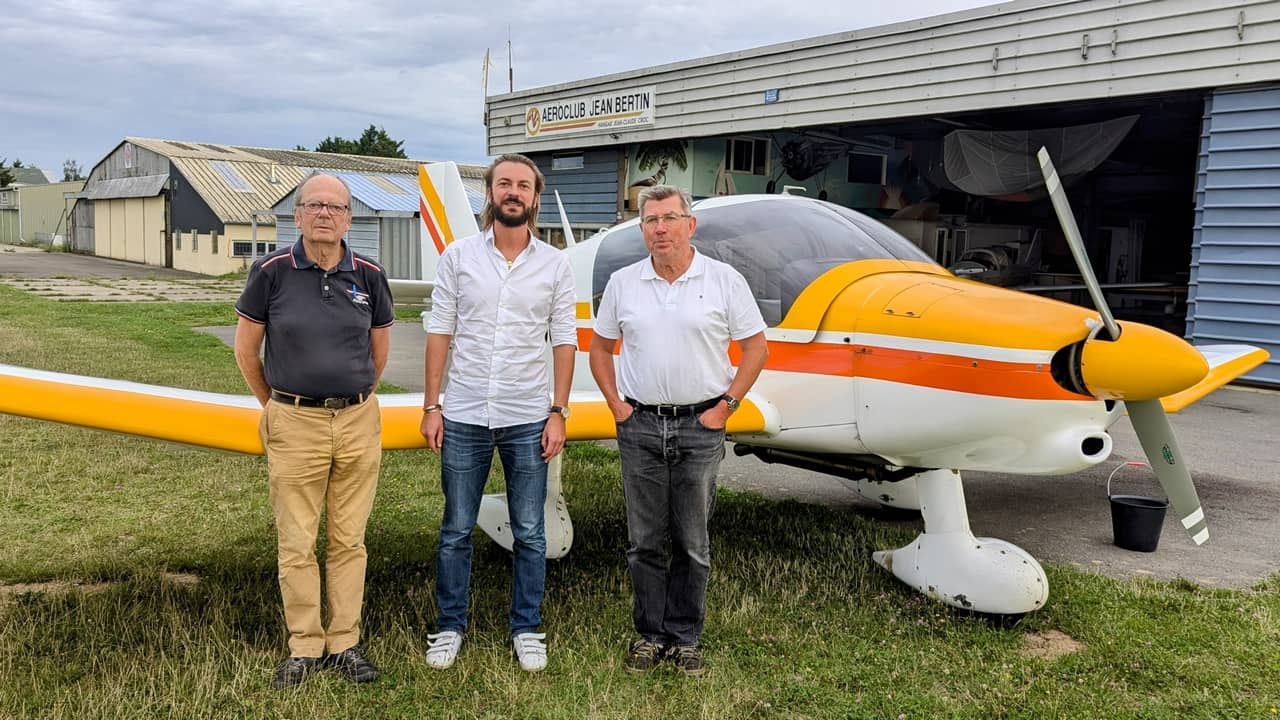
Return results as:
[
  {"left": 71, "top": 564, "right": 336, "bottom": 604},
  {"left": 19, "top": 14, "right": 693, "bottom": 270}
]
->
[
  {"left": 428, "top": 228, "right": 577, "bottom": 428},
  {"left": 595, "top": 249, "right": 766, "bottom": 405}
]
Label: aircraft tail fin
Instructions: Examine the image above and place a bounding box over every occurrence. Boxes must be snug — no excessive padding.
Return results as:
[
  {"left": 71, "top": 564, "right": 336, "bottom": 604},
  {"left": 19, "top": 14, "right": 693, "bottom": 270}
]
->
[
  {"left": 418, "top": 162, "right": 480, "bottom": 281},
  {"left": 1161, "top": 345, "right": 1270, "bottom": 412}
]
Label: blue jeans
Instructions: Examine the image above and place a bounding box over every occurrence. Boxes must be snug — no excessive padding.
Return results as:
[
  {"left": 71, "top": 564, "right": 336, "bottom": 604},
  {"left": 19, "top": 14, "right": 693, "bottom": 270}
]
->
[
  {"left": 435, "top": 417, "right": 548, "bottom": 636},
  {"left": 616, "top": 410, "right": 725, "bottom": 646}
]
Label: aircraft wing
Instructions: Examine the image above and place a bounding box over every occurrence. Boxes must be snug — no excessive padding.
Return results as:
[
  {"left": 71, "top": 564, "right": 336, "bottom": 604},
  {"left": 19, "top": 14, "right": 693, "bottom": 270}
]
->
[
  {"left": 1160, "top": 345, "right": 1270, "bottom": 412},
  {"left": 562, "top": 389, "right": 780, "bottom": 441},
  {"left": 0, "top": 363, "right": 779, "bottom": 454},
  {"left": 387, "top": 278, "right": 433, "bottom": 311}
]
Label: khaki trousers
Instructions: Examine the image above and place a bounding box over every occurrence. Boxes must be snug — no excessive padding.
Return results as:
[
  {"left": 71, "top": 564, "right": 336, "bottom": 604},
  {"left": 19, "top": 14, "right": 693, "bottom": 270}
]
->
[{"left": 261, "top": 395, "right": 381, "bottom": 657}]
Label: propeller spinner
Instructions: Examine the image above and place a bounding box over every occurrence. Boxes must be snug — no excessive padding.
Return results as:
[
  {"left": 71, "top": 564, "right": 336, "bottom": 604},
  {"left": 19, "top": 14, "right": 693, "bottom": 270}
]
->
[{"left": 1036, "top": 147, "right": 1210, "bottom": 545}]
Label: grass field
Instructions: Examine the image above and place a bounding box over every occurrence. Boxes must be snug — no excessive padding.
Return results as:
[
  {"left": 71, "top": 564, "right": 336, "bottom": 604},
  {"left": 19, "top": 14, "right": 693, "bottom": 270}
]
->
[{"left": 0, "top": 285, "right": 1277, "bottom": 719}]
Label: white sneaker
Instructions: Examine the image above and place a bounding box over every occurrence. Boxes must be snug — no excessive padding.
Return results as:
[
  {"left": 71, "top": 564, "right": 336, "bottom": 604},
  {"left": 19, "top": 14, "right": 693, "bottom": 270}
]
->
[
  {"left": 512, "top": 632, "right": 547, "bottom": 672},
  {"left": 425, "top": 631, "right": 462, "bottom": 669}
]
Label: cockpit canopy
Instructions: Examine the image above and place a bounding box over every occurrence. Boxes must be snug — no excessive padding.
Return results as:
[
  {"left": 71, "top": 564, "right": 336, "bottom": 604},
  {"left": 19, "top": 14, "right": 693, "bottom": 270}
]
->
[{"left": 592, "top": 195, "right": 936, "bottom": 326}]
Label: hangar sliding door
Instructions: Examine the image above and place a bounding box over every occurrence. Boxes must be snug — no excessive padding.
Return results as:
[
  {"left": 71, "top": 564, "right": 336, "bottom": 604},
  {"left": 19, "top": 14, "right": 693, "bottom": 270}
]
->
[{"left": 1188, "top": 85, "right": 1280, "bottom": 387}]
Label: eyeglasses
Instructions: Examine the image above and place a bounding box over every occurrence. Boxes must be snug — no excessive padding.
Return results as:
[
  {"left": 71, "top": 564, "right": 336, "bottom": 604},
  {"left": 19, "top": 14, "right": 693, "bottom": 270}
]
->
[
  {"left": 299, "top": 201, "right": 350, "bottom": 215},
  {"left": 640, "top": 213, "right": 690, "bottom": 227}
]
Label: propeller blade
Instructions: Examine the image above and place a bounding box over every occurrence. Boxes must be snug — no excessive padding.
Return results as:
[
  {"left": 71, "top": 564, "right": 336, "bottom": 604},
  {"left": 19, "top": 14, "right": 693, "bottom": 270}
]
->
[
  {"left": 1036, "top": 147, "right": 1121, "bottom": 341},
  {"left": 1126, "top": 398, "right": 1208, "bottom": 545}
]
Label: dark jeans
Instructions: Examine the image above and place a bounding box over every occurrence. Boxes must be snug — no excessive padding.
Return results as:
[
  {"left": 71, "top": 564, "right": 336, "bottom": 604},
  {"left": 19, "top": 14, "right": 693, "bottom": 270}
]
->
[
  {"left": 435, "top": 417, "right": 548, "bottom": 636},
  {"left": 616, "top": 409, "right": 725, "bottom": 646}
]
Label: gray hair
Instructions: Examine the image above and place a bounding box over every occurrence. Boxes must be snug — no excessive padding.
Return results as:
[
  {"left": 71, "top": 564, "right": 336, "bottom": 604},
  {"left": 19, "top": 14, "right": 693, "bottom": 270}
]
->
[
  {"left": 297, "top": 173, "right": 353, "bottom": 205},
  {"left": 637, "top": 185, "right": 692, "bottom": 217}
]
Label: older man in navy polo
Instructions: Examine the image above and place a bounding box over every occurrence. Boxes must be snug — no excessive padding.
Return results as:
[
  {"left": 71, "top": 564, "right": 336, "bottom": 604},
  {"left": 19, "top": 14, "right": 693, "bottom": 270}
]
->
[{"left": 233, "top": 173, "right": 394, "bottom": 689}]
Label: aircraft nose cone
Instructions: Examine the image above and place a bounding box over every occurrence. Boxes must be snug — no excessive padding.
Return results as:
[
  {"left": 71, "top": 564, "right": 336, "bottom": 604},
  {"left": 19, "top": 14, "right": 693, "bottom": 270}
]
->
[{"left": 1079, "top": 321, "right": 1208, "bottom": 401}]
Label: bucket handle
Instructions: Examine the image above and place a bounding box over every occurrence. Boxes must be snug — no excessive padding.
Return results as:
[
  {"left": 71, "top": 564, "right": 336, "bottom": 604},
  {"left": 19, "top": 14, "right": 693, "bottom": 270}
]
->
[{"left": 1107, "top": 460, "right": 1150, "bottom": 499}]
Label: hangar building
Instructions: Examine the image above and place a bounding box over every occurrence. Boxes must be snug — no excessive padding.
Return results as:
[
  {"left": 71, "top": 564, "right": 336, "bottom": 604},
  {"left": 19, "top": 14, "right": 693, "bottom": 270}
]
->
[{"left": 485, "top": 0, "right": 1280, "bottom": 386}]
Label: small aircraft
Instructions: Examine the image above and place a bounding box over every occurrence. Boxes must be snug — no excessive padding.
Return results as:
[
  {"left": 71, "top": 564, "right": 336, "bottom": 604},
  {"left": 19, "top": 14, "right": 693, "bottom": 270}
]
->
[{"left": 0, "top": 153, "right": 1266, "bottom": 616}]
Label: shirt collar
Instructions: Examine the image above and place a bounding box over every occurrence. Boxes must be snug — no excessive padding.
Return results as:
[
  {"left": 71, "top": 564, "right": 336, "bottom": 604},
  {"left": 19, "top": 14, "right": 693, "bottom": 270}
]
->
[
  {"left": 641, "top": 246, "right": 705, "bottom": 281},
  {"left": 483, "top": 226, "right": 539, "bottom": 254},
  {"left": 291, "top": 239, "right": 354, "bottom": 271}
]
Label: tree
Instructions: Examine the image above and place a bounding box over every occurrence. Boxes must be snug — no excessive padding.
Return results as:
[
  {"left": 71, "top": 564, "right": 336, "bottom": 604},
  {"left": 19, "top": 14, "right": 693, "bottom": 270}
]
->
[
  {"left": 354, "top": 125, "right": 406, "bottom": 159},
  {"left": 10, "top": 158, "right": 23, "bottom": 168},
  {"left": 315, "top": 136, "right": 360, "bottom": 155},
  {"left": 309, "top": 125, "right": 407, "bottom": 159},
  {"left": 62, "top": 158, "right": 84, "bottom": 182},
  {"left": 0, "top": 159, "right": 14, "bottom": 188}
]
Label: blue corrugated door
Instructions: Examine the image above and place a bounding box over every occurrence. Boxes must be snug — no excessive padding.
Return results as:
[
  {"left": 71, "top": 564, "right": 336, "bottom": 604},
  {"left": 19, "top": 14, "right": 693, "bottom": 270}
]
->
[{"left": 1189, "top": 85, "right": 1280, "bottom": 386}]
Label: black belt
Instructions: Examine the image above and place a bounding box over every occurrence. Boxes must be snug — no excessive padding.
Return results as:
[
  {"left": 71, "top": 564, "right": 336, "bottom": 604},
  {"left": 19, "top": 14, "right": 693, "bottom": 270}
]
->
[
  {"left": 271, "top": 389, "right": 367, "bottom": 410},
  {"left": 625, "top": 396, "right": 721, "bottom": 417}
]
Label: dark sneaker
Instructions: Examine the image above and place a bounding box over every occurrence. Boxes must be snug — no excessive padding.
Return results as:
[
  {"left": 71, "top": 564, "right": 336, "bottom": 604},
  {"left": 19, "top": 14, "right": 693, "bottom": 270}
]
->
[
  {"left": 667, "top": 644, "right": 706, "bottom": 677},
  {"left": 325, "top": 645, "right": 380, "bottom": 683},
  {"left": 271, "top": 655, "right": 321, "bottom": 689},
  {"left": 624, "top": 638, "right": 665, "bottom": 674}
]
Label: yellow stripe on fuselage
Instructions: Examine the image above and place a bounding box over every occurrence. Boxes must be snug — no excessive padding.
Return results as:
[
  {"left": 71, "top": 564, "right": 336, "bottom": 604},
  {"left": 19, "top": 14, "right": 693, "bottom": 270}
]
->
[{"left": 418, "top": 165, "right": 455, "bottom": 246}]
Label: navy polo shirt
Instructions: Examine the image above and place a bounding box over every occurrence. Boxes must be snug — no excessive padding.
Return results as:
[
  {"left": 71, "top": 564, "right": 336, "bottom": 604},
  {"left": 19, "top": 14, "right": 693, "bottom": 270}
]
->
[{"left": 236, "top": 240, "right": 395, "bottom": 398}]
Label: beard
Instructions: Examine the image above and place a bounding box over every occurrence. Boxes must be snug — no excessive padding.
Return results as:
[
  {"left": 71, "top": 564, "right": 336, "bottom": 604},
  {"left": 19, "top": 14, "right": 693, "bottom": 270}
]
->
[{"left": 493, "top": 199, "right": 534, "bottom": 228}]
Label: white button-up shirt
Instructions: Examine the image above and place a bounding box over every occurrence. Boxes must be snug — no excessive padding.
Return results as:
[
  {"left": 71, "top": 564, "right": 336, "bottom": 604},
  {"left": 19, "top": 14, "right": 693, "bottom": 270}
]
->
[
  {"left": 428, "top": 228, "right": 577, "bottom": 428},
  {"left": 595, "top": 249, "right": 766, "bottom": 405}
]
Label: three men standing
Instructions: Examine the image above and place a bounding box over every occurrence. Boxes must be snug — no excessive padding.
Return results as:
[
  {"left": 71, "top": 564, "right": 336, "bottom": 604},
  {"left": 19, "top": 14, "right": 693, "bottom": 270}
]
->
[
  {"left": 234, "top": 173, "right": 393, "bottom": 689},
  {"left": 589, "top": 185, "right": 769, "bottom": 676},
  {"left": 420, "top": 154, "right": 577, "bottom": 673}
]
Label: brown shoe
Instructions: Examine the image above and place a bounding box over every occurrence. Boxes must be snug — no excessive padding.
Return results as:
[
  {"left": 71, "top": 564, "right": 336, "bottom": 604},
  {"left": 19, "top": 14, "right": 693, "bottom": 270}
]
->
[
  {"left": 624, "top": 639, "right": 665, "bottom": 673},
  {"left": 667, "top": 644, "right": 706, "bottom": 677}
]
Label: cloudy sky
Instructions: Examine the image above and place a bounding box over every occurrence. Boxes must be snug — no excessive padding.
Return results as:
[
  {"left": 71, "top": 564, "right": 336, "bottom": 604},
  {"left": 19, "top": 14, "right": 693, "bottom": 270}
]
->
[{"left": 3, "top": 0, "right": 996, "bottom": 176}]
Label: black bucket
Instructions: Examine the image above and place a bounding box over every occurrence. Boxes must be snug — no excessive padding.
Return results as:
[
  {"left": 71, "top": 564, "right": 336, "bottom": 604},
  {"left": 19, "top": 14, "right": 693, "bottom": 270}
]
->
[{"left": 1107, "top": 462, "right": 1169, "bottom": 553}]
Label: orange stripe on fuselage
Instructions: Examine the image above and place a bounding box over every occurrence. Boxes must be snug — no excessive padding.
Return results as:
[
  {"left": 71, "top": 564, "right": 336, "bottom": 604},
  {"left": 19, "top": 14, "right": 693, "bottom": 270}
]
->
[
  {"left": 576, "top": 327, "right": 1084, "bottom": 402},
  {"left": 420, "top": 197, "right": 446, "bottom": 256}
]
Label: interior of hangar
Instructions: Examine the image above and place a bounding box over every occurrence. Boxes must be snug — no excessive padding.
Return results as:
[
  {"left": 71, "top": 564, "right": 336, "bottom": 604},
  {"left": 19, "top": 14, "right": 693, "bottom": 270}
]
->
[
  {"left": 534, "top": 91, "right": 1206, "bottom": 336},
  {"left": 702, "top": 90, "right": 1208, "bottom": 336}
]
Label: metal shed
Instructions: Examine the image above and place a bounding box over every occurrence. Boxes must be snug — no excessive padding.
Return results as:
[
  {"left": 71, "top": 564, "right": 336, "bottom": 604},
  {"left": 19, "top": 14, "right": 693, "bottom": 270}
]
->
[{"left": 273, "top": 170, "right": 485, "bottom": 280}]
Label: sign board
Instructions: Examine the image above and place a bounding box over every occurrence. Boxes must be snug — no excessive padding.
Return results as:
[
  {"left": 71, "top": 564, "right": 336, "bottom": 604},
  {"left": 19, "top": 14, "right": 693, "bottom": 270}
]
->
[{"left": 525, "top": 86, "right": 656, "bottom": 138}]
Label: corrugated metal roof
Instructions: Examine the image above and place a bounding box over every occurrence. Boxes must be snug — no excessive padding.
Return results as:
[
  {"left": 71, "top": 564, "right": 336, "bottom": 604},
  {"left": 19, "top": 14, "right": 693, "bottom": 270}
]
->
[
  {"left": 170, "top": 158, "right": 306, "bottom": 225},
  {"left": 80, "top": 174, "right": 168, "bottom": 200},
  {"left": 272, "top": 170, "right": 487, "bottom": 216},
  {"left": 335, "top": 172, "right": 419, "bottom": 212},
  {"left": 121, "top": 137, "right": 488, "bottom": 224},
  {"left": 7, "top": 167, "right": 55, "bottom": 185}
]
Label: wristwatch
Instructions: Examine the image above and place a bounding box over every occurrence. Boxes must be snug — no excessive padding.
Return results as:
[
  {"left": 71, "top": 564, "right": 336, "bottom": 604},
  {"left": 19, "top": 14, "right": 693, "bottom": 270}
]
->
[
  {"left": 549, "top": 405, "right": 570, "bottom": 419},
  {"left": 721, "top": 394, "right": 740, "bottom": 412}
]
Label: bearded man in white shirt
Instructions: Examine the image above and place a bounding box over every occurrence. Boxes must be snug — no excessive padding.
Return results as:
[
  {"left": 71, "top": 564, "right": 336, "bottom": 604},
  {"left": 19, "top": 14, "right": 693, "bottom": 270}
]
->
[{"left": 419, "top": 154, "right": 576, "bottom": 673}]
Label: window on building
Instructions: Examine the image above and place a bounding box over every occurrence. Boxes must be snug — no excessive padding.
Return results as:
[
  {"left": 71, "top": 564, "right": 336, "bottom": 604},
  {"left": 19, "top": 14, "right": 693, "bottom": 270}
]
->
[
  {"left": 552, "top": 153, "right": 585, "bottom": 171},
  {"left": 726, "top": 138, "right": 769, "bottom": 175},
  {"left": 847, "top": 152, "right": 887, "bottom": 185},
  {"left": 233, "top": 241, "right": 278, "bottom": 257}
]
